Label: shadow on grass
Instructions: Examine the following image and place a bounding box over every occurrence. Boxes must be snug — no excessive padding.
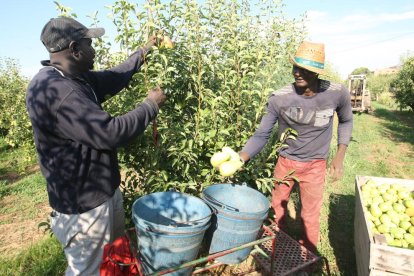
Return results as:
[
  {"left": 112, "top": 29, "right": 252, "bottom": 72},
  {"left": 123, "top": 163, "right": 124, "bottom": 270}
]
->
[
  {"left": 0, "top": 143, "right": 9, "bottom": 152},
  {"left": 270, "top": 185, "right": 333, "bottom": 275},
  {"left": 0, "top": 139, "right": 39, "bottom": 183},
  {"left": 372, "top": 106, "right": 414, "bottom": 149},
  {"left": 328, "top": 193, "right": 356, "bottom": 276},
  {"left": 283, "top": 184, "right": 303, "bottom": 240},
  {"left": 0, "top": 164, "right": 39, "bottom": 183}
]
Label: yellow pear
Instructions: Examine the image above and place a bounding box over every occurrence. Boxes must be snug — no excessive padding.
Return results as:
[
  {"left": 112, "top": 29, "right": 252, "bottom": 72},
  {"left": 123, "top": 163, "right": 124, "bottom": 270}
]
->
[
  {"left": 221, "top": 146, "right": 240, "bottom": 162},
  {"left": 210, "top": 152, "right": 230, "bottom": 168},
  {"left": 218, "top": 160, "right": 243, "bottom": 177},
  {"left": 161, "top": 36, "right": 174, "bottom": 49}
]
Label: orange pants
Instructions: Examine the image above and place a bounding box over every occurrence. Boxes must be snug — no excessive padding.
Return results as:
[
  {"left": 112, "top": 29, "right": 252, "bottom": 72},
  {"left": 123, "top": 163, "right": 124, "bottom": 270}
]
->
[{"left": 272, "top": 156, "right": 326, "bottom": 253}]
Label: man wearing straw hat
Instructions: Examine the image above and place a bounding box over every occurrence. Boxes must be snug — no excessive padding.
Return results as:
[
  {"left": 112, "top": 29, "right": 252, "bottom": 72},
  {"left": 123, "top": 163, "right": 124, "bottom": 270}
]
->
[{"left": 239, "top": 41, "right": 353, "bottom": 253}]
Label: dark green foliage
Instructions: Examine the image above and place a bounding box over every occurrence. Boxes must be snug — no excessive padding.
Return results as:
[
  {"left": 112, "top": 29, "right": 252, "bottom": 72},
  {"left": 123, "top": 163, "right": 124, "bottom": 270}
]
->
[
  {"left": 350, "top": 67, "right": 372, "bottom": 76},
  {"left": 95, "top": 1, "right": 306, "bottom": 208},
  {"left": 391, "top": 56, "right": 414, "bottom": 111}
]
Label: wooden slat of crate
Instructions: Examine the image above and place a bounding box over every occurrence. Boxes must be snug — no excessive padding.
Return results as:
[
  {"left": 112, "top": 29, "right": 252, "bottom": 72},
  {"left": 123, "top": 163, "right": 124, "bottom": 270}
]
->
[
  {"left": 355, "top": 180, "right": 371, "bottom": 276},
  {"left": 355, "top": 175, "right": 414, "bottom": 276}
]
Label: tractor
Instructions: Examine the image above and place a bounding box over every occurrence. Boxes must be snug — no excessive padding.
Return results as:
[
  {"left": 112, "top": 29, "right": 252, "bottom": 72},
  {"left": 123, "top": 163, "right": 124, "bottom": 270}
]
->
[{"left": 348, "top": 74, "right": 371, "bottom": 113}]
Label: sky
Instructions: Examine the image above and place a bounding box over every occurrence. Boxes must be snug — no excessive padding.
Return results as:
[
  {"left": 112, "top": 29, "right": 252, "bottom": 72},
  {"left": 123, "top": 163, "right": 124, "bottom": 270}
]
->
[{"left": 1, "top": 0, "right": 414, "bottom": 79}]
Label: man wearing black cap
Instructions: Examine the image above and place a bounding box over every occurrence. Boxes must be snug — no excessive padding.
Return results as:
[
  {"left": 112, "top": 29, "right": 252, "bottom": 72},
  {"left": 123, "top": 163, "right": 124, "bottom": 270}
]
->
[{"left": 26, "top": 17, "right": 166, "bottom": 275}]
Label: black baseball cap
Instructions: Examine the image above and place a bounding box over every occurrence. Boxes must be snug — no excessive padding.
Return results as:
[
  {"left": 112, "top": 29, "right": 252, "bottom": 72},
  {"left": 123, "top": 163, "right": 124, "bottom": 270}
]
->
[{"left": 41, "top": 17, "right": 105, "bottom": 53}]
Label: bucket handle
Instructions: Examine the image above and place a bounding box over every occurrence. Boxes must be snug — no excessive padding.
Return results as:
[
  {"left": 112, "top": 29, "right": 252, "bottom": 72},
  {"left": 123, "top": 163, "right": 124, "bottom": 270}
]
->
[
  {"left": 107, "top": 238, "right": 139, "bottom": 267},
  {"left": 168, "top": 212, "right": 213, "bottom": 227},
  {"left": 142, "top": 212, "right": 212, "bottom": 234},
  {"left": 204, "top": 202, "right": 270, "bottom": 221},
  {"left": 202, "top": 193, "right": 239, "bottom": 212},
  {"left": 145, "top": 221, "right": 210, "bottom": 235}
]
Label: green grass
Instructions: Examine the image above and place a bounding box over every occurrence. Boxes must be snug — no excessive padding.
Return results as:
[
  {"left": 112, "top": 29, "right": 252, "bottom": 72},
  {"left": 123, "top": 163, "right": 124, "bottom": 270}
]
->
[
  {"left": 317, "top": 102, "right": 414, "bottom": 275},
  {"left": 0, "top": 138, "right": 66, "bottom": 275},
  {"left": 0, "top": 173, "right": 47, "bottom": 223},
  {"left": 0, "top": 137, "right": 37, "bottom": 180},
  {"left": 0, "top": 102, "right": 413, "bottom": 275},
  {"left": 0, "top": 237, "right": 66, "bottom": 276}
]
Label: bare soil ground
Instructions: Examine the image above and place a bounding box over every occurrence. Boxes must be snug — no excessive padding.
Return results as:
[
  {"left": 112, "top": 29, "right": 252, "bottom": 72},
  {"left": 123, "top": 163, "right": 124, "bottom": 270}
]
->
[{"left": 0, "top": 194, "right": 51, "bottom": 257}]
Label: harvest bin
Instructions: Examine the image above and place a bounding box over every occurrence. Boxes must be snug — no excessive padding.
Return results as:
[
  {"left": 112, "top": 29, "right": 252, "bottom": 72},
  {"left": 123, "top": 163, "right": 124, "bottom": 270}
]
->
[{"left": 354, "top": 175, "right": 414, "bottom": 276}]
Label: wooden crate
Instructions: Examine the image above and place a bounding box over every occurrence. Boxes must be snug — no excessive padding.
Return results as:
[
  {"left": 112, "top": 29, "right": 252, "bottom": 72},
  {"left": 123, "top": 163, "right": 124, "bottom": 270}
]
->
[{"left": 355, "top": 175, "right": 414, "bottom": 275}]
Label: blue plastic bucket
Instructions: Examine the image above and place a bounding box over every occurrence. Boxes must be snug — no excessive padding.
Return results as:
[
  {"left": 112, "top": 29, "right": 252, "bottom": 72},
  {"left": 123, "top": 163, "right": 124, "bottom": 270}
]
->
[
  {"left": 132, "top": 191, "right": 212, "bottom": 275},
  {"left": 202, "top": 183, "right": 270, "bottom": 264}
]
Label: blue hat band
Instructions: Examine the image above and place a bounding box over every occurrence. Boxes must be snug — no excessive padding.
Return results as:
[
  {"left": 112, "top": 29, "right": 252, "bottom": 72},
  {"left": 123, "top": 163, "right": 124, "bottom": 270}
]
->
[{"left": 294, "top": 57, "right": 324, "bottom": 69}]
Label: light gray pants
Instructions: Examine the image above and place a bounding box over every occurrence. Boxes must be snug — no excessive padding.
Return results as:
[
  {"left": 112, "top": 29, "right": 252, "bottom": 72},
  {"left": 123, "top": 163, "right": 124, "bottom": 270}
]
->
[{"left": 50, "top": 188, "right": 125, "bottom": 276}]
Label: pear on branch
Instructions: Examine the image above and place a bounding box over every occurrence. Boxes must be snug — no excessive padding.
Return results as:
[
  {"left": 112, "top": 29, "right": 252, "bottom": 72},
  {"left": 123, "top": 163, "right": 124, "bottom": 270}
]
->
[{"left": 161, "top": 35, "right": 174, "bottom": 49}]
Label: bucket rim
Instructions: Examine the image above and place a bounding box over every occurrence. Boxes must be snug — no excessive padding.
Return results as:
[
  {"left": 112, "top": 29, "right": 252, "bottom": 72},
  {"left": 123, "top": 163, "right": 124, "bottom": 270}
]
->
[
  {"left": 134, "top": 190, "right": 212, "bottom": 206},
  {"left": 202, "top": 183, "right": 270, "bottom": 215},
  {"left": 133, "top": 212, "right": 212, "bottom": 229},
  {"left": 203, "top": 199, "right": 270, "bottom": 220},
  {"left": 132, "top": 190, "right": 212, "bottom": 232}
]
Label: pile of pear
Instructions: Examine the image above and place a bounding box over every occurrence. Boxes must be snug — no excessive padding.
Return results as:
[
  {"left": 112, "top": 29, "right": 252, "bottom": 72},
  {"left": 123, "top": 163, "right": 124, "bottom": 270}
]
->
[{"left": 361, "top": 179, "right": 414, "bottom": 249}]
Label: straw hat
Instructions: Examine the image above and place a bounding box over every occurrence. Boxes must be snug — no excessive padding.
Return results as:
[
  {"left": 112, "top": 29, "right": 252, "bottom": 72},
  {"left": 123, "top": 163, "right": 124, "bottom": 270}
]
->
[{"left": 290, "top": 41, "right": 326, "bottom": 75}]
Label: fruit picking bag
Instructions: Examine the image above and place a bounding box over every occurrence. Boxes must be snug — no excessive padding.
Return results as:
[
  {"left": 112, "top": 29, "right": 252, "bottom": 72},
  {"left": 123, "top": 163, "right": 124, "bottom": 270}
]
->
[{"left": 100, "top": 235, "right": 141, "bottom": 276}]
